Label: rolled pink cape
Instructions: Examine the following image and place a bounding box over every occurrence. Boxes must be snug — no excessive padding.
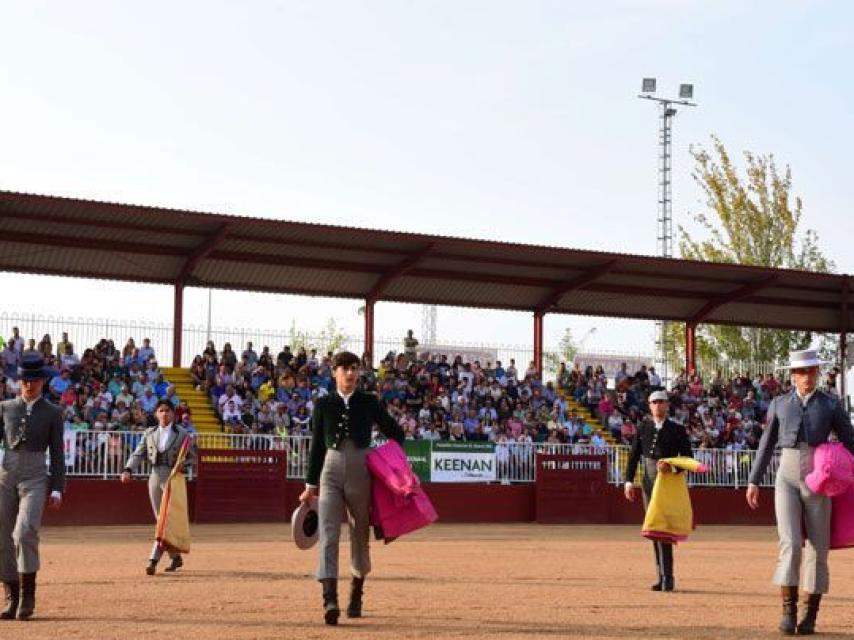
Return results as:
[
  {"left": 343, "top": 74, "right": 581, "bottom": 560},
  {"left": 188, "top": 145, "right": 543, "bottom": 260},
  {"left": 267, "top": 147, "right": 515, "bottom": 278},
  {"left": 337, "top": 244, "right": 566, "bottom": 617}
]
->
[
  {"left": 806, "top": 442, "right": 854, "bottom": 497},
  {"left": 366, "top": 440, "right": 437, "bottom": 542}
]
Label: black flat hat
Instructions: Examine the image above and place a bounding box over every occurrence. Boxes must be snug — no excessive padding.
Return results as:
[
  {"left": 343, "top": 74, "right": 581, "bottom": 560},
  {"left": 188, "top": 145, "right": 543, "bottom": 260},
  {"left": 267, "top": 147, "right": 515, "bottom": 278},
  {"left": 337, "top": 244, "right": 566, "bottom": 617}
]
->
[{"left": 18, "top": 351, "right": 48, "bottom": 381}]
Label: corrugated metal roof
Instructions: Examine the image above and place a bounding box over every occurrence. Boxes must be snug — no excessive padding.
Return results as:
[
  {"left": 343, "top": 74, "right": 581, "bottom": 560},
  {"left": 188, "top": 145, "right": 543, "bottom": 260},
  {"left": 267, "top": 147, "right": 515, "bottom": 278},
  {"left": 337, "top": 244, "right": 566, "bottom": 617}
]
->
[{"left": 0, "top": 190, "right": 850, "bottom": 333}]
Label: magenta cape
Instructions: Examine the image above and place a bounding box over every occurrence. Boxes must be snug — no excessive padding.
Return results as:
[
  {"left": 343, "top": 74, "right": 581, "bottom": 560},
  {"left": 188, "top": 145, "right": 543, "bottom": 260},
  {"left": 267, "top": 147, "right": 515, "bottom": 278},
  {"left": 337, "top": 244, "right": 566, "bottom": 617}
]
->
[{"left": 366, "top": 440, "right": 437, "bottom": 542}]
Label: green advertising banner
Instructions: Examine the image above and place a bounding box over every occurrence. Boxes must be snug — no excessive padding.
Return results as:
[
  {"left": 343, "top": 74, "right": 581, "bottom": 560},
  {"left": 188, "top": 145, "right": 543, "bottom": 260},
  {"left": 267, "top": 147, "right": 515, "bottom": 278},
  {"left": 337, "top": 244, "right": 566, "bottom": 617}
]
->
[{"left": 403, "top": 440, "right": 432, "bottom": 483}]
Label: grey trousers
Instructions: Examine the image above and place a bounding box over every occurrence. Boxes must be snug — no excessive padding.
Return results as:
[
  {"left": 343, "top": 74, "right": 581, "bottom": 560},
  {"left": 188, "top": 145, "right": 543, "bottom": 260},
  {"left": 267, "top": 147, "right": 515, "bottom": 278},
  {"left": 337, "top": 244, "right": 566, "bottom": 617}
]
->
[
  {"left": 0, "top": 450, "right": 48, "bottom": 580},
  {"left": 148, "top": 466, "right": 178, "bottom": 561},
  {"left": 773, "top": 445, "right": 830, "bottom": 594},
  {"left": 316, "top": 441, "right": 371, "bottom": 581}
]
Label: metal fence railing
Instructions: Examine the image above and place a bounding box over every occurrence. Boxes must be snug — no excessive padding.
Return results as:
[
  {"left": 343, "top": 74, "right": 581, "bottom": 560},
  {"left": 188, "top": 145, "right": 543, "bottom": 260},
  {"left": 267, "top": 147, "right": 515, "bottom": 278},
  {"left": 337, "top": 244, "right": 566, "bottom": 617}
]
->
[
  {"left": 0, "top": 310, "right": 552, "bottom": 371},
  {"left": 56, "top": 430, "right": 777, "bottom": 489}
]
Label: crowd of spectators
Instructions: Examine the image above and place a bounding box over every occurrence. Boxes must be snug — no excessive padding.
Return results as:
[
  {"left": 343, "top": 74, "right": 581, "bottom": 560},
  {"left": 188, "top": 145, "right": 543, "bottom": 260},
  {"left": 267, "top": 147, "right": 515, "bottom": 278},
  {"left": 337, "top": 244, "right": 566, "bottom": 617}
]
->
[
  {"left": 193, "top": 341, "right": 608, "bottom": 449},
  {"left": 191, "top": 338, "right": 849, "bottom": 459},
  {"left": 3, "top": 325, "right": 846, "bottom": 466},
  {"left": 557, "top": 360, "right": 843, "bottom": 456},
  {"left": 0, "top": 327, "right": 192, "bottom": 472}
]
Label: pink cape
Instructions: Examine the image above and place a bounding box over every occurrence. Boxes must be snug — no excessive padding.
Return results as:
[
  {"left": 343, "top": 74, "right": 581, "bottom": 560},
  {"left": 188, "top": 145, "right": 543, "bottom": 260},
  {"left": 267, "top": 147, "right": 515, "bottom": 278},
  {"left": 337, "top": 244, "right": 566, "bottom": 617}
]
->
[
  {"left": 366, "top": 440, "right": 437, "bottom": 542},
  {"left": 806, "top": 442, "right": 854, "bottom": 498}
]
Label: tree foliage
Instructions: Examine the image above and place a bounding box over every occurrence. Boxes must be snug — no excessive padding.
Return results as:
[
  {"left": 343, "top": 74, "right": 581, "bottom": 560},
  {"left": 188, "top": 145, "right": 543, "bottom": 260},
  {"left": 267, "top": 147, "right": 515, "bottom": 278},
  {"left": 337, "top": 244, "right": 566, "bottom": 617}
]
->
[
  {"left": 543, "top": 327, "right": 578, "bottom": 377},
  {"left": 668, "top": 136, "right": 834, "bottom": 368},
  {"left": 288, "top": 317, "right": 347, "bottom": 355}
]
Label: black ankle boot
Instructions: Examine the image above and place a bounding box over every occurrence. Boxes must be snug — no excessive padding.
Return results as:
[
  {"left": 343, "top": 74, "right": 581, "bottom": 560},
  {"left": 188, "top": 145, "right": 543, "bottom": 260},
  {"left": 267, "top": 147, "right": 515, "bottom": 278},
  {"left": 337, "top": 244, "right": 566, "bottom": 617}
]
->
[
  {"left": 0, "top": 582, "right": 18, "bottom": 620},
  {"left": 796, "top": 593, "right": 821, "bottom": 635},
  {"left": 165, "top": 556, "right": 183, "bottom": 572},
  {"left": 347, "top": 577, "right": 364, "bottom": 618},
  {"left": 17, "top": 573, "right": 36, "bottom": 620},
  {"left": 662, "top": 576, "right": 675, "bottom": 592},
  {"left": 146, "top": 559, "right": 158, "bottom": 576},
  {"left": 321, "top": 579, "right": 340, "bottom": 625},
  {"left": 779, "top": 586, "right": 798, "bottom": 635}
]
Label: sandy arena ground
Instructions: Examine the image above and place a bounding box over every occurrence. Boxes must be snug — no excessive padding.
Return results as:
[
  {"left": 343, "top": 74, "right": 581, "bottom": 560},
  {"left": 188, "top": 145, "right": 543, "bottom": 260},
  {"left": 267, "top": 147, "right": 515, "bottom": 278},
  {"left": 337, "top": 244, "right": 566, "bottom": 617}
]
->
[{"left": 9, "top": 523, "right": 854, "bottom": 639}]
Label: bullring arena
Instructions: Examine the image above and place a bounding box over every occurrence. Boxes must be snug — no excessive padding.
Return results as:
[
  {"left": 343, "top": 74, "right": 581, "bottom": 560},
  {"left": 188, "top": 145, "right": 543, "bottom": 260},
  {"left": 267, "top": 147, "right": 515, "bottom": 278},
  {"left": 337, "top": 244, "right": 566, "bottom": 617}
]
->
[{"left": 12, "top": 522, "right": 854, "bottom": 639}]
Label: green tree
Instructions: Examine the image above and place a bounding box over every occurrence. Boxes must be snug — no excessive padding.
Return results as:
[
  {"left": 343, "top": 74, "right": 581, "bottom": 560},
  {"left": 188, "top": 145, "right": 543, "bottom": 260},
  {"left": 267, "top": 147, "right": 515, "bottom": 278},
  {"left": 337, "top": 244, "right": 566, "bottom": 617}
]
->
[
  {"left": 288, "top": 317, "right": 348, "bottom": 355},
  {"left": 669, "top": 136, "right": 834, "bottom": 368},
  {"left": 543, "top": 327, "right": 578, "bottom": 378}
]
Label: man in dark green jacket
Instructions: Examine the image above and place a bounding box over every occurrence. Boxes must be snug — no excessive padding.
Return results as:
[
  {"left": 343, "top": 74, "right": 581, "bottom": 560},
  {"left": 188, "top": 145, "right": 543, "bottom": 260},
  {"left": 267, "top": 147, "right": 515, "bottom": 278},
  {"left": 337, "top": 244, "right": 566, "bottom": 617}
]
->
[{"left": 299, "top": 351, "right": 403, "bottom": 625}]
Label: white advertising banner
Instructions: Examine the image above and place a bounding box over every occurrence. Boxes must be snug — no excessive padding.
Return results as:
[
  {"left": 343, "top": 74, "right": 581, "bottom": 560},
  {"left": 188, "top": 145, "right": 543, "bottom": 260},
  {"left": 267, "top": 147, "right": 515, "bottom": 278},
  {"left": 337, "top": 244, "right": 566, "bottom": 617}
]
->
[{"left": 430, "top": 442, "right": 496, "bottom": 483}]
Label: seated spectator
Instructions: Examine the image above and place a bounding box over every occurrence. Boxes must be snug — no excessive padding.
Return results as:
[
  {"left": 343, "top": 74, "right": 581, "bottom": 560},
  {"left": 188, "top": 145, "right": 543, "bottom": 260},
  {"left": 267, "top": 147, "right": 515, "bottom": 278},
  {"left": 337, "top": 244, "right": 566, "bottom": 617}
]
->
[
  {"left": 222, "top": 400, "right": 243, "bottom": 426},
  {"left": 291, "top": 405, "right": 311, "bottom": 434},
  {"left": 139, "top": 387, "right": 158, "bottom": 415},
  {"left": 138, "top": 337, "right": 155, "bottom": 363},
  {"left": 48, "top": 368, "right": 72, "bottom": 399},
  {"left": 60, "top": 344, "right": 80, "bottom": 370}
]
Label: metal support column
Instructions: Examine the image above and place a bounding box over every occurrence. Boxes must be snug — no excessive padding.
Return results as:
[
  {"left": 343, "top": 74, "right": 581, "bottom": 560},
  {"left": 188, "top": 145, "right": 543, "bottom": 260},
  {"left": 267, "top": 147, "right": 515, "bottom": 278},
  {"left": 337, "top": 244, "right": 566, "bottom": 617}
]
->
[
  {"left": 173, "top": 280, "right": 184, "bottom": 368},
  {"left": 685, "top": 322, "right": 696, "bottom": 377},
  {"left": 533, "top": 311, "right": 544, "bottom": 379},
  {"left": 364, "top": 299, "right": 375, "bottom": 366}
]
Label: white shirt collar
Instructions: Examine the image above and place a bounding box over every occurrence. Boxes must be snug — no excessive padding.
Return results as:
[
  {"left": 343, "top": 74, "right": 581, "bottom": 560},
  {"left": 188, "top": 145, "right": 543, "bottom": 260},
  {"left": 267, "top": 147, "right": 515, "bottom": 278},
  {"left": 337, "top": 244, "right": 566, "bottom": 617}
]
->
[
  {"left": 23, "top": 395, "right": 41, "bottom": 412},
  {"left": 653, "top": 420, "right": 665, "bottom": 430},
  {"left": 796, "top": 388, "right": 816, "bottom": 407},
  {"left": 338, "top": 389, "right": 355, "bottom": 407}
]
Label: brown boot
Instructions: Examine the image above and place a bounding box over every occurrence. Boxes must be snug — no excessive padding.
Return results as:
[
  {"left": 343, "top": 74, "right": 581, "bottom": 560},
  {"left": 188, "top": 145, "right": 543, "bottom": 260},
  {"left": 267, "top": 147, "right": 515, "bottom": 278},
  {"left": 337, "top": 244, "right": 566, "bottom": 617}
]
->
[
  {"left": 17, "top": 573, "right": 36, "bottom": 620},
  {"left": 0, "top": 582, "right": 18, "bottom": 620},
  {"left": 779, "top": 586, "right": 797, "bottom": 635},
  {"left": 796, "top": 593, "right": 821, "bottom": 636},
  {"left": 346, "top": 577, "right": 364, "bottom": 618}
]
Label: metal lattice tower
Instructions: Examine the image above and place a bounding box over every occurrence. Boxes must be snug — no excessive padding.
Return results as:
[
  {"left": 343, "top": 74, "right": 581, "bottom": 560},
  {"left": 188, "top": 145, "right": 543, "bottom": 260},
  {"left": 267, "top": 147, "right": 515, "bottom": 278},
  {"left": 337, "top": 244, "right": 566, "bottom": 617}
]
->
[
  {"left": 657, "top": 103, "right": 676, "bottom": 259},
  {"left": 421, "top": 304, "right": 437, "bottom": 345},
  {"left": 639, "top": 80, "right": 696, "bottom": 382}
]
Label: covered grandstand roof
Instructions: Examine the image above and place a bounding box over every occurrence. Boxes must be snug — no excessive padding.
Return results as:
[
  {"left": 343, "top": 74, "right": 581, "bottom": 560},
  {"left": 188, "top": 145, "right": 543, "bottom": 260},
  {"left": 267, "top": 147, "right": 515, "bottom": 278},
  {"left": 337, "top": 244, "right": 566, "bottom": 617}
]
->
[{"left": 0, "top": 190, "right": 850, "bottom": 333}]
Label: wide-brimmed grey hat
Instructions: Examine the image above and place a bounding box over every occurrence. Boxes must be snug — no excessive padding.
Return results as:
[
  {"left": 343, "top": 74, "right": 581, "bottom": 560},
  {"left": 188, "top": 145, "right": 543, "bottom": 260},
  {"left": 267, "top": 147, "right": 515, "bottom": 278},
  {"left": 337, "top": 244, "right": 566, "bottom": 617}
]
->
[
  {"left": 777, "top": 349, "right": 830, "bottom": 370},
  {"left": 291, "top": 496, "right": 319, "bottom": 550},
  {"left": 648, "top": 390, "right": 669, "bottom": 403}
]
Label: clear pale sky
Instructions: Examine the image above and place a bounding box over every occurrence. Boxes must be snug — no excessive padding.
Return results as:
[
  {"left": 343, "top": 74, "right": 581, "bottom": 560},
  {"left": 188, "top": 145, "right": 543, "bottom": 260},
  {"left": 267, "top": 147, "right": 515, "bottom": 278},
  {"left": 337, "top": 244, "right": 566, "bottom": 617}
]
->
[{"left": 0, "top": 1, "right": 851, "bottom": 357}]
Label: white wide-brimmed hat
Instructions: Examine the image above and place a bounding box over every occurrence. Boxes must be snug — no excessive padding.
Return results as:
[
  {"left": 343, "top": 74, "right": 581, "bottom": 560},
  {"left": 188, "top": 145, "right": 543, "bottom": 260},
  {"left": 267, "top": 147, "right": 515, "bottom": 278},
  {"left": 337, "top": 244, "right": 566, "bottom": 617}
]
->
[
  {"left": 648, "top": 390, "right": 669, "bottom": 403},
  {"left": 291, "top": 496, "right": 319, "bottom": 550},
  {"left": 777, "top": 349, "right": 830, "bottom": 370}
]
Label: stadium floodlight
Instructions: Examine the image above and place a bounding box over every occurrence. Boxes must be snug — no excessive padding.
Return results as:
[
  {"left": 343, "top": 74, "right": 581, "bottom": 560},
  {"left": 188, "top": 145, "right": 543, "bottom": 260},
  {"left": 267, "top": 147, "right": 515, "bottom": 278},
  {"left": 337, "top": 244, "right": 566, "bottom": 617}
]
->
[
  {"left": 642, "top": 78, "right": 656, "bottom": 93},
  {"left": 679, "top": 83, "right": 694, "bottom": 99}
]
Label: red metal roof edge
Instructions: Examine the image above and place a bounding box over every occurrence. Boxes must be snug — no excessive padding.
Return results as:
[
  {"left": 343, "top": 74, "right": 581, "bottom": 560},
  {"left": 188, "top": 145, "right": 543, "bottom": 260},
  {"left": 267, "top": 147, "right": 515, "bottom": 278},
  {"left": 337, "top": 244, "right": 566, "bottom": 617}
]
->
[{"left": 0, "top": 189, "right": 848, "bottom": 284}]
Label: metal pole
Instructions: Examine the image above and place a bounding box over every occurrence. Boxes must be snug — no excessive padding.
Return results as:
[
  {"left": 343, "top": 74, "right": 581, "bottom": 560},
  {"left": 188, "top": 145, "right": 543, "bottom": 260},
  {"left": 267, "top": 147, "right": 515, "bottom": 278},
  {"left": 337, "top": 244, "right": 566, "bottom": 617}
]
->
[
  {"left": 533, "top": 311, "right": 544, "bottom": 379},
  {"left": 685, "top": 322, "right": 696, "bottom": 377},
  {"left": 206, "top": 288, "right": 212, "bottom": 342},
  {"left": 173, "top": 281, "right": 184, "bottom": 368},
  {"left": 364, "top": 299, "right": 375, "bottom": 366}
]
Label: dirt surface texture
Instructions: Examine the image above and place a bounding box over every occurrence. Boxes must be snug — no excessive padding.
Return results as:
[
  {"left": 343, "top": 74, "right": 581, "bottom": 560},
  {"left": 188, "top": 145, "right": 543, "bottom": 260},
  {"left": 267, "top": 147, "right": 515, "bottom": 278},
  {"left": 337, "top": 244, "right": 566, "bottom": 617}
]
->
[{"left": 9, "top": 523, "right": 854, "bottom": 639}]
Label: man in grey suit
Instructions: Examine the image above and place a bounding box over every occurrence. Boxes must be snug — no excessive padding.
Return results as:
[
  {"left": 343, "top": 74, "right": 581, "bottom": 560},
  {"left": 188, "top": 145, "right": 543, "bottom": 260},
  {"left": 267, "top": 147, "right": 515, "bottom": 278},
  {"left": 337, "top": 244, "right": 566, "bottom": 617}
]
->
[
  {"left": 747, "top": 349, "right": 854, "bottom": 635},
  {"left": 121, "top": 399, "right": 195, "bottom": 575},
  {"left": 0, "top": 352, "right": 64, "bottom": 620}
]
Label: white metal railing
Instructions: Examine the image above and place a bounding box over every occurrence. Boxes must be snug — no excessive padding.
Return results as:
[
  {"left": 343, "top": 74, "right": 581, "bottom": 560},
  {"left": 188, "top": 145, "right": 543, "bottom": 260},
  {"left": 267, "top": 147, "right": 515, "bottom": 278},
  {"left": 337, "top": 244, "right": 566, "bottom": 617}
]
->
[{"left": 59, "top": 430, "right": 779, "bottom": 488}]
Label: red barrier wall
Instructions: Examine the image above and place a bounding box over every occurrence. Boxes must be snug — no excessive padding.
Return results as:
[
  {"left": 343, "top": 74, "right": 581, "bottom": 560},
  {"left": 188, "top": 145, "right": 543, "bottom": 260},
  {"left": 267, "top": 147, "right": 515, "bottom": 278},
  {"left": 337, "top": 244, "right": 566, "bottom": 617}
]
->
[
  {"left": 43, "top": 479, "right": 197, "bottom": 527},
  {"left": 43, "top": 479, "right": 775, "bottom": 527}
]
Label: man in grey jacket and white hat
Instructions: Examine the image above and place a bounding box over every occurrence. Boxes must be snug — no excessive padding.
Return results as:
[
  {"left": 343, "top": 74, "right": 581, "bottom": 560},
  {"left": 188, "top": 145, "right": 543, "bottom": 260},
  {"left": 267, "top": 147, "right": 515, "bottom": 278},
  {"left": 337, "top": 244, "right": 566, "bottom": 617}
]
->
[{"left": 747, "top": 349, "right": 854, "bottom": 635}]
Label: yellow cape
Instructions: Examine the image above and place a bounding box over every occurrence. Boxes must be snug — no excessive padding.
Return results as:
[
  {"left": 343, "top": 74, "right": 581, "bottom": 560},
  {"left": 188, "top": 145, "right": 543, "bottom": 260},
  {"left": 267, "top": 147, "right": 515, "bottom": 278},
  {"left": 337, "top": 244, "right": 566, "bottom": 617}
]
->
[
  {"left": 641, "top": 456, "right": 706, "bottom": 543},
  {"left": 155, "top": 437, "right": 192, "bottom": 555}
]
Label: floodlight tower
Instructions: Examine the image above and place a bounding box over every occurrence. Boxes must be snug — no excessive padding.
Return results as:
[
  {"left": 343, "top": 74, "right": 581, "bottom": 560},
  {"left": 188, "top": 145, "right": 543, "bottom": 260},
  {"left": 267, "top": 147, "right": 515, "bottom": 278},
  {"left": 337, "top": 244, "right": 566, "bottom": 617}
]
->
[
  {"left": 638, "top": 78, "right": 697, "bottom": 380},
  {"left": 421, "top": 304, "right": 437, "bottom": 345}
]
